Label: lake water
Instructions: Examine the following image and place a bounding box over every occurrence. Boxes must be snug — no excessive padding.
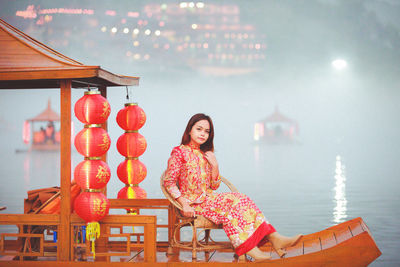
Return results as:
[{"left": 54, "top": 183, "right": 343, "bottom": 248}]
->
[
  {"left": 0, "top": 139, "right": 398, "bottom": 266},
  {"left": 1, "top": 80, "right": 399, "bottom": 265}
]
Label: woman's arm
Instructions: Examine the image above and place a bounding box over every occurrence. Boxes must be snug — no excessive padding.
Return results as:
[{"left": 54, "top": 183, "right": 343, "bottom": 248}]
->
[
  {"left": 164, "top": 147, "right": 184, "bottom": 199},
  {"left": 164, "top": 147, "right": 195, "bottom": 217},
  {"left": 205, "top": 151, "right": 221, "bottom": 189}
]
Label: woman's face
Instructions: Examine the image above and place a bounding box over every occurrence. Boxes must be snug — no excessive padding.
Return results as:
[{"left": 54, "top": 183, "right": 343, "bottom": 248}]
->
[{"left": 189, "top": 119, "right": 210, "bottom": 146}]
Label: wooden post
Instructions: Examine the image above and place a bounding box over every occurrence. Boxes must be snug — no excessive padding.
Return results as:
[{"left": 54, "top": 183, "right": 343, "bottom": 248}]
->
[
  {"left": 59, "top": 79, "right": 72, "bottom": 261},
  {"left": 168, "top": 204, "right": 174, "bottom": 244},
  {"left": 144, "top": 221, "right": 156, "bottom": 262}
]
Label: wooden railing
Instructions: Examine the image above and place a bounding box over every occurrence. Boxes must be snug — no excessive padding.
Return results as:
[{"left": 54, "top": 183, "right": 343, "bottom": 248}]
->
[
  {"left": 0, "top": 214, "right": 59, "bottom": 260},
  {"left": 70, "top": 214, "right": 156, "bottom": 262},
  {"left": 0, "top": 198, "right": 176, "bottom": 262},
  {"left": 109, "top": 198, "right": 177, "bottom": 244}
]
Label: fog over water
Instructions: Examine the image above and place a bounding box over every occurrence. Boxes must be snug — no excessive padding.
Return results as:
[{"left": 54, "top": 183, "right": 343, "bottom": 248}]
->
[{"left": 1, "top": 1, "right": 400, "bottom": 265}]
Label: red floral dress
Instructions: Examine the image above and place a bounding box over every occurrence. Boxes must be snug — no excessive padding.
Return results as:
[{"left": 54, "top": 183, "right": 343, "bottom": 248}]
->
[{"left": 164, "top": 144, "right": 276, "bottom": 256}]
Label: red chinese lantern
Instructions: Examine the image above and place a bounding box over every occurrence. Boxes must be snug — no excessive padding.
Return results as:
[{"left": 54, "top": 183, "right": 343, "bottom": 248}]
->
[
  {"left": 23, "top": 121, "right": 30, "bottom": 144},
  {"left": 75, "top": 126, "right": 111, "bottom": 157},
  {"left": 118, "top": 186, "right": 147, "bottom": 199},
  {"left": 117, "top": 186, "right": 147, "bottom": 214},
  {"left": 116, "top": 103, "right": 146, "bottom": 131},
  {"left": 74, "top": 191, "right": 110, "bottom": 224},
  {"left": 116, "top": 132, "right": 146, "bottom": 158},
  {"left": 74, "top": 159, "right": 111, "bottom": 190},
  {"left": 117, "top": 158, "right": 147, "bottom": 185},
  {"left": 74, "top": 191, "right": 110, "bottom": 257},
  {"left": 74, "top": 91, "right": 111, "bottom": 124}
]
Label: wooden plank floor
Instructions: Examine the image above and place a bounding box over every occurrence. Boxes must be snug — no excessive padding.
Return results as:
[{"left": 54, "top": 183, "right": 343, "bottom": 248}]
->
[
  {"left": 126, "top": 249, "right": 240, "bottom": 263},
  {"left": 0, "top": 229, "right": 359, "bottom": 263}
]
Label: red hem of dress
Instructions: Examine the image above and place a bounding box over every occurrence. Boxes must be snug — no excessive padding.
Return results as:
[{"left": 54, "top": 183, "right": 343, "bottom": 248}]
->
[{"left": 234, "top": 222, "right": 276, "bottom": 256}]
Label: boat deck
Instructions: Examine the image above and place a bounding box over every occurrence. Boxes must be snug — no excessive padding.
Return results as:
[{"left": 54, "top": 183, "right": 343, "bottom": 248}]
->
[
  {"left": 0, "top": 217, "right": 381, "bottom": 267},
  {"left": 0, "top": 245, "right": 320, "bottom": 266},
  {"left": 0, "top": 247, "right": 252, "bottom": 265}
]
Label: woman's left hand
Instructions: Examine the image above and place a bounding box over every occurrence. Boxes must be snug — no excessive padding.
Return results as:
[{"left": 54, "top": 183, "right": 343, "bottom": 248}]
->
[{"left": 204, "top": 151, "right": 218, "bottom": 168}]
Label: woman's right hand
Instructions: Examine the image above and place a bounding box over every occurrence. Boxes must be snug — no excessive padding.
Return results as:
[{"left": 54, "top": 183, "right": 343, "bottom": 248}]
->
[
  {"left": 177, "top": 197, "right": 195, "bottom": 217},
  {"left": 182, "top": 203, "right": 195, "bottom": 217}
]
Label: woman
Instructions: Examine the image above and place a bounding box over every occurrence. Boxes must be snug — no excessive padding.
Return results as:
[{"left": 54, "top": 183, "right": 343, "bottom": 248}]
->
[{"left": 164, "top": 113, "right": 302, "bottom": 261}]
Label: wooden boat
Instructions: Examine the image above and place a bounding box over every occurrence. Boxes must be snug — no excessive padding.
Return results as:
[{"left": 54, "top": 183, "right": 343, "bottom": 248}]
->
[
  {"left": 255, "top": 217, "right": 381, "bottom": 266},
  {"left": 0, "top": 214, "right": 382, "bottom": 266},
  {"left": 0, "top": 18, "right": 381, "bottom": 266}
]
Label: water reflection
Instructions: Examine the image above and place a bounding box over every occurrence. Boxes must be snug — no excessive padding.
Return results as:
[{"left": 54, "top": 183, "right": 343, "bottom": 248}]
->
[
  {"left": 23, "top": 153, "right": 30, "bottom": 186},
  {"left": 22, "top": 151, "right": 62, "bottom": 191},
  {"left": 333, "top": 155, "right": 347, "bottom": 223},
  {"left": 253, "top": 145, "right": 260, "bottom": 162}
]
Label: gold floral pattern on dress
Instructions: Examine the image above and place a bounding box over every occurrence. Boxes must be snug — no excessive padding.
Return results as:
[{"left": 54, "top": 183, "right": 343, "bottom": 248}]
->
[
  {"left": 222, "top": 194, "right": 240, "bottom": 206},
  {"left": 254, "top": 215, "right": 264, "bottom": 229},
  {"left": 243, "top": 208, "right": 257, "bottom": 223},
  {"left": 239, "top": 232, "right": 249, "bottom": 241},
  {"left": 232, "top": 218, "right": 239, "bottom": 227}
]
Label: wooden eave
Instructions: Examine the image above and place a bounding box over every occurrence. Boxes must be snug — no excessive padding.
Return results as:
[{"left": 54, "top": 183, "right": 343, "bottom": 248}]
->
[
  {"left": 0, "top": 67, "right": 139, "bottom": 89},
  {"left": 0, "top": 18, "right": 139, "bottom": 89}
]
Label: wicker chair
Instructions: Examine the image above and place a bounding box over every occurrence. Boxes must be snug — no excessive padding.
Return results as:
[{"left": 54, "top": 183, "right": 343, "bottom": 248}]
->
[{"left": 160, "top": 171, "right": 244, "bottom": 260}]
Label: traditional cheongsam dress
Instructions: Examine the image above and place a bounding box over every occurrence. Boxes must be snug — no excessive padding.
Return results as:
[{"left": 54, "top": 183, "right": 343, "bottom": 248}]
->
[{"left": 164, "top": 144, "right": 276, "bottom": 256}]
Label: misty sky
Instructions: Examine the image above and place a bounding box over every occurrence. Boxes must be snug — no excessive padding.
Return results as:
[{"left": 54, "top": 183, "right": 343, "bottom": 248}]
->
[
  {"left": 0, "top": 0, "right": 399, "bottom": 154},
  {"left": 1, "top": 0, "right": 400, "bottom": 165}
]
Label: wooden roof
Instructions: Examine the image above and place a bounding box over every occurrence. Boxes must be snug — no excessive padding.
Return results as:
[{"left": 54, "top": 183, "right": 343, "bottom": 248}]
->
[
  {"left": 28, "top": 99, "right": 60, "bottom": 122},
  {"left": 0, "top": 18, "right": 139, "bottom": 89},
  {"left": 261, "top": 106, "right": 297, "bottom": 123}
]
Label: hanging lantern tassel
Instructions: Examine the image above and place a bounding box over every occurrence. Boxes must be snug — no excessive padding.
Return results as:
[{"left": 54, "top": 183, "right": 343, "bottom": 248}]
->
[
  {"left": 86, "top": 221, "right": 100, "bottom": 259},
  {"left": 128, "top": 210, "right": 138, "bottom": 232},
  {"left": 74, "top": 192, "right": 110, "bottom": 260}
]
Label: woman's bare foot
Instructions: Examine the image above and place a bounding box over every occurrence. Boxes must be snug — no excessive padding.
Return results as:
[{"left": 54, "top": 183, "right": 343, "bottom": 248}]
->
[
  {"left": 246, "top": 246, "right": 271, "bottom": 262},
  {"left": 267, "top": 232, "right": 303, "bottom": 258}
]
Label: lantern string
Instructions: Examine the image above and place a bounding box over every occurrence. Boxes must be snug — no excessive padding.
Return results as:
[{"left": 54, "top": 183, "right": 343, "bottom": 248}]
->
[
  {"left": 126, "top": 86, "right": 135, "bottom": 103},
  {"left": 127, "top": 210, "right": 137, "bottom": 233}
]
